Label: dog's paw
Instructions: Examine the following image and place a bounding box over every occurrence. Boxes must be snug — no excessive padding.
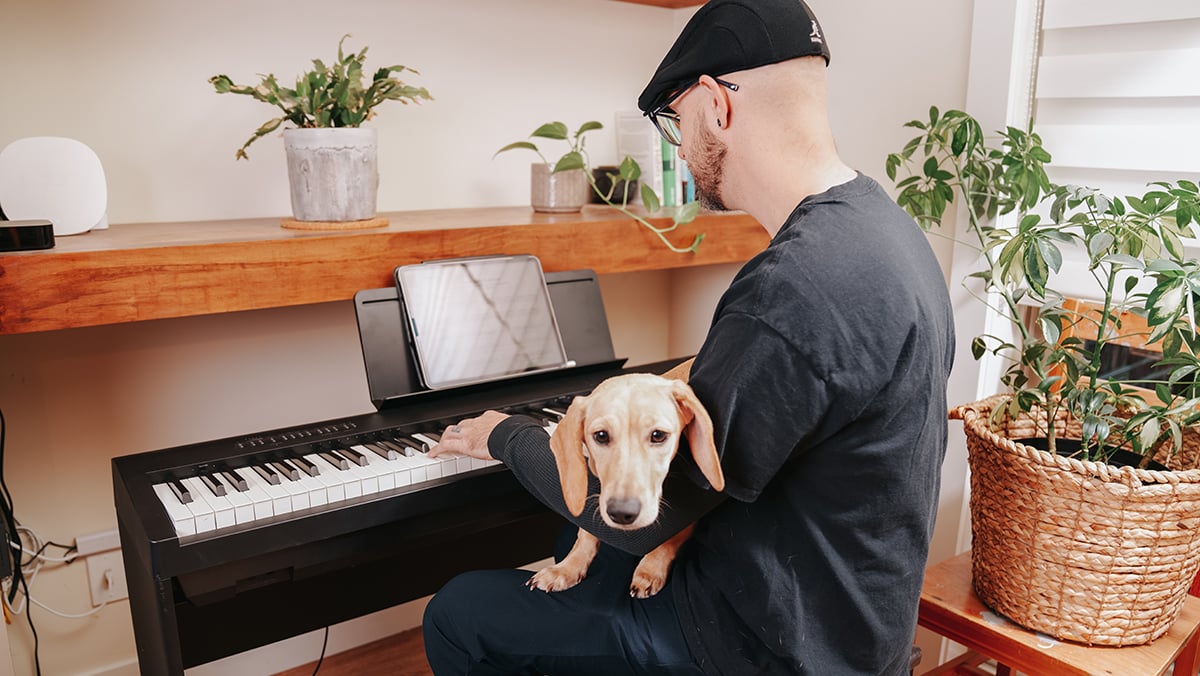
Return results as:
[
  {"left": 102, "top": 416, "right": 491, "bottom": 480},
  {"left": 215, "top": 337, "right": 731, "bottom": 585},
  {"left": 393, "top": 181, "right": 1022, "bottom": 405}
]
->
[
  {"left": 526, "top": 563, "right": 586, "bottom": 593},
  {"left": 629, "top": 568, "right": 667, "bottom": 598}
]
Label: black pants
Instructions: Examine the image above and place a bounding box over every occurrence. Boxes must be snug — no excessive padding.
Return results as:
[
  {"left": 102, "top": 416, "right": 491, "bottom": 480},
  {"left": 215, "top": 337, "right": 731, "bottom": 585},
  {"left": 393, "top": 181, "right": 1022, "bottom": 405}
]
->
[{"left": 422, "top": 526, "right": 705, "bottom": 675}]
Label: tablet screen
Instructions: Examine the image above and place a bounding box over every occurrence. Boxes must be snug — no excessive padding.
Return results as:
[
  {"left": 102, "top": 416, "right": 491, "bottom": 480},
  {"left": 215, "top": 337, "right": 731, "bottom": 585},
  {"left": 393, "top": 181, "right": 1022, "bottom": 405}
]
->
[{"left": 394, "top": 255, "right": 570, "bottom": 389}]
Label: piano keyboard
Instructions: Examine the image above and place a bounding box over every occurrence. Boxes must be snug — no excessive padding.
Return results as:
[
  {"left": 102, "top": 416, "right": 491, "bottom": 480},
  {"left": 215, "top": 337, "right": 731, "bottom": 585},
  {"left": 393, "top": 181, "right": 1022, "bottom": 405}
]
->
[{"left": 151, "top": 405, "right": 567, "bottom": 538}]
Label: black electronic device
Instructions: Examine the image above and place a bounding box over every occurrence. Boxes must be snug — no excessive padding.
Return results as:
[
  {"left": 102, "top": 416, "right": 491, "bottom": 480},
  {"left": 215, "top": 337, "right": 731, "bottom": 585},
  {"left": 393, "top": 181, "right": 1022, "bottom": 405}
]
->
[{"left": 0, "top": 219, "right": 55, "bottom": 252}]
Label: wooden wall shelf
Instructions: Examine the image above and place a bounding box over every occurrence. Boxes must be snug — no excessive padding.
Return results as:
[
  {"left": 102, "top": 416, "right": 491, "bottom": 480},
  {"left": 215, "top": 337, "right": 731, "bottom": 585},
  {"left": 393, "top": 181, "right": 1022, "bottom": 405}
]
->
[{"left": 0, "top": 206, "right": 766, "bottom": 336}]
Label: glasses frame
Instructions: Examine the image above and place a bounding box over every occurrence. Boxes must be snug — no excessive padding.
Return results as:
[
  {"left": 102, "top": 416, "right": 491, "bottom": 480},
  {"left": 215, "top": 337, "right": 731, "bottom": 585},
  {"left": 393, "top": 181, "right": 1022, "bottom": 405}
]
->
[{"left": 646, "top": 76, "right": 740, "bottom": 146}]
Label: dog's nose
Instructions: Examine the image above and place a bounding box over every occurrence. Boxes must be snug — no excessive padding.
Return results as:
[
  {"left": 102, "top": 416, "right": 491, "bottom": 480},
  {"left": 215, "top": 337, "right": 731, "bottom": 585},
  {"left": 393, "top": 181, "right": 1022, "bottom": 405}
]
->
[{"left": 605, "top": 497, "right": 642, "bottom": 525}]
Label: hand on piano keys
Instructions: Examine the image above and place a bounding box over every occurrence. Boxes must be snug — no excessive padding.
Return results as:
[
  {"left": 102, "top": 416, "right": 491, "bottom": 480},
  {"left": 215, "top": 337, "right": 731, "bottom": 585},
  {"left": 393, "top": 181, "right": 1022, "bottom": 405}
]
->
[{"left": 150, "top": 406, "right": 567, "bottom": 538}]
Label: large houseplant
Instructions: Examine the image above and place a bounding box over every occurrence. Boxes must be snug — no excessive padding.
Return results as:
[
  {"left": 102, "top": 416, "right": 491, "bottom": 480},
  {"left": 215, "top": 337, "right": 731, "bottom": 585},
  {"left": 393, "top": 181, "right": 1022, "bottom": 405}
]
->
[
  {"left": 888, "top": 106, "right": 1200, "bottom": 646},
  {"left": 209, "top": 35, "right": 432, "bottom": 225},
  {"left": 497, "top": 121, "right": 703, "bottom": 253}
]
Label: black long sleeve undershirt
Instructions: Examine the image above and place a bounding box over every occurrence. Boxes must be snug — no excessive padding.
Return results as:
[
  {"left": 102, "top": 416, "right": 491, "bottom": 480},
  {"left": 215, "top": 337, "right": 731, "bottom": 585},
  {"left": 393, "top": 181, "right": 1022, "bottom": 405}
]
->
[{"left": 488, "top": 415, "right": 726, "bottom": 557}]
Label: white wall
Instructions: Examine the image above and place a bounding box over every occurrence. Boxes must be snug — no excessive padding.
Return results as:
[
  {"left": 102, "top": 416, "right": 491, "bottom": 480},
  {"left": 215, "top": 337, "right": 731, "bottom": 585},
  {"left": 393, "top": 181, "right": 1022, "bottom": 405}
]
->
[{"left": 0, "top": 1, "right": 974, "bottom": 674}]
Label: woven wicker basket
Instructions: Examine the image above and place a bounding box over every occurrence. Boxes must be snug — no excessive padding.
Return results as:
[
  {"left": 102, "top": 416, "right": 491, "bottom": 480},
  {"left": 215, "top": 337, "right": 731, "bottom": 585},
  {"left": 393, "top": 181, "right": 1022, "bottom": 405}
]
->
[{"left": 953, "top": 394, "right": 1200, "bottom": 646}]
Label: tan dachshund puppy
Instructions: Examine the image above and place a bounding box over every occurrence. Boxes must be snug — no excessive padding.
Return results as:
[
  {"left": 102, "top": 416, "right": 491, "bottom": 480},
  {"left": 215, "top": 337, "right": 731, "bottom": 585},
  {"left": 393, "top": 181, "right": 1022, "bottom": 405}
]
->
[{"left": 527, "top": 367, "right": 724, "bottom": 598}]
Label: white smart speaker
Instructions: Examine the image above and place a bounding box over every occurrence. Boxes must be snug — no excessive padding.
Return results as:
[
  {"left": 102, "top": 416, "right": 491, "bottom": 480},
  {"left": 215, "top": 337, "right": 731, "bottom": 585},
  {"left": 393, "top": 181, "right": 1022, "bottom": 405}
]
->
[{"left": 0, "top": 137, "right": 109, "bottom": 236}]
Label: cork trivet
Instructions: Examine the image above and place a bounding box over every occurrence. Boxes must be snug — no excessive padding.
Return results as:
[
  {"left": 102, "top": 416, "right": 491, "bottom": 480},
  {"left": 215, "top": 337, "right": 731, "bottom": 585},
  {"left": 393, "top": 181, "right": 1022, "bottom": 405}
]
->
[{"left": 280, "top": 216, "right": 389, "bottom": 231}]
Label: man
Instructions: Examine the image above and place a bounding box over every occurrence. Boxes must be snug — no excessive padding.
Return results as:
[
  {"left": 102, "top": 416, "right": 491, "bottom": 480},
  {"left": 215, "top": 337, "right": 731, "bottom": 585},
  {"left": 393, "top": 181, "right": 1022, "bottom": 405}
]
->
[{"left": 424, "top": 0, "right": 954, "bottom": 673}]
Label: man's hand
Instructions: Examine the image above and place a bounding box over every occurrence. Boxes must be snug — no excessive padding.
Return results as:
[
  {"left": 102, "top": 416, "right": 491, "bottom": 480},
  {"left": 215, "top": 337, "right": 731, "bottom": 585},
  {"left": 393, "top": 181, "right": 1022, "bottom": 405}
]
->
[{"left": 429, "top": 410, "right": 510, "bottom": 460}]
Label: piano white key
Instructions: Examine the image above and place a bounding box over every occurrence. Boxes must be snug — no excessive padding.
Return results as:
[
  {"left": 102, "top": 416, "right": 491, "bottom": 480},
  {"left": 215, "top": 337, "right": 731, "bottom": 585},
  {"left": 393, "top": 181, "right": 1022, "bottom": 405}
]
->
[
  {"left": 248, "top": 467, "right": 293, "bottom": 514},
  {"left": 343, "top": 456, "right": 378, "bottom": 495},
  {"left": 305, "top": 453, "right": 351, "bottom": 502},
  {"left": 354, "top": 445, "right": 396, "bottom": 491},
  {"left": 222, "top": 482, "right": 256, "bottom": 524},
  {"left": 152, "top": 483, "right": 197, "bottom": 536},
  {"left": 181, "top": 476, "right": 235, "bottom": 529},
  {"left": 180, "top": 482, "right": 217, "bottom": 534},
  {"left": 276, "top": 471, "right": 311, "bottom": 511},
  {"left": 294, "top": 467, "right": 328, "bottom": 507},
  {"left": 235, "top": 467, "right": 279, "bottom": 519}
]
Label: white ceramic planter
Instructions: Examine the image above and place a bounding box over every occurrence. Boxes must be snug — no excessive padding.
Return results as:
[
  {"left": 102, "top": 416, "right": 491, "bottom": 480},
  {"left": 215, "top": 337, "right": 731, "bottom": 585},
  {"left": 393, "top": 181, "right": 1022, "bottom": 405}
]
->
[
  {"left": 530, "top": 163, "right": 588, "bottom": 213},
  {"left": 283, "top": 127, "right": 378, "bottom": 222}
]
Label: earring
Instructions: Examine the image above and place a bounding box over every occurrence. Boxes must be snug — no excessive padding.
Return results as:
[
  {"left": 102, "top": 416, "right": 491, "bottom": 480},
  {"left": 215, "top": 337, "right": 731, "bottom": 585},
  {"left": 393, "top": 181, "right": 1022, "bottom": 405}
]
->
[{"left": 717, "top": 119, "right": 722, "bottom": 128}]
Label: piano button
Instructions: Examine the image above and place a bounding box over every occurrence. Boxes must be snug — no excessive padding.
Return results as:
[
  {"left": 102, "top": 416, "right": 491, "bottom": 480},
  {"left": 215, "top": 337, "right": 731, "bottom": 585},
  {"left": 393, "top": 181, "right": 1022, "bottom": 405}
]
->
[
  {"left": 234, "top": 467, "right": 276, "bottom": 520},
  {"left": 318, "top": 450, "right": 350, "bottom": 471},
  {"left": 219, "top": 470, "right": 248, "bottom": 492},
  {"left": 252, "top": 463, "right": 282, "bottom": 485},
  {"left": 168, "top": 479, "right": 193, "bottom": 504},
  {"left": 291, "top": 456, "right": 320, "bottom": 477},
  {"left": 181, "top": 477, "right": 236, "bottom": 529},
  {"left": 199, "top": 473, "right": 227, "bottom": 497},
  {"left": 152, "top": 483, "right": 197, "bottom": 536},
  {"left": 335, "top": 446, "right": 370, "bottom": 467},
  {"left": 270, "top": 460, "right": 301, "bottom": 482}
]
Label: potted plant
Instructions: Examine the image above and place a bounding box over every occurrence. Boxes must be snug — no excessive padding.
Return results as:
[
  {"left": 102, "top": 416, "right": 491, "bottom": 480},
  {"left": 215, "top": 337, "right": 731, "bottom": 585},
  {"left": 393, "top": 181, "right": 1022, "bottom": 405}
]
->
[
  {"left": 887, "top": 106, "right": 1200, "bottom": 646},
  {"left": 496, "top": 121, "right": 703, "bottom": 253},
  {"left": 209, "top": 35, "right": 432, "bottom": 226}
]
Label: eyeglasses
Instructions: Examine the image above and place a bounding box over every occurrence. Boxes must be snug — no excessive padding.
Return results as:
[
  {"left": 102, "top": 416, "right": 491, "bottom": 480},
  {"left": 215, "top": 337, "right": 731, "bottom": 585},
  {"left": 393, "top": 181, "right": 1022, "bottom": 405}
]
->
[{"left": 645, "top": 77, "right": 740, "bottom": 146}]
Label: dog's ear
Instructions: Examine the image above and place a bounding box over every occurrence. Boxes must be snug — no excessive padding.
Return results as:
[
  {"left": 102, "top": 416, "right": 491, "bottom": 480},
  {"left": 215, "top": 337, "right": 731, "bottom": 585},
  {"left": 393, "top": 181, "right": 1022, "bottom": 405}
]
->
[
  {"left": 549, "top": 395, "right": 591, "bottom": 516},
  {"left": 671, "top": 381, "right": 725, "bottom": 492}
]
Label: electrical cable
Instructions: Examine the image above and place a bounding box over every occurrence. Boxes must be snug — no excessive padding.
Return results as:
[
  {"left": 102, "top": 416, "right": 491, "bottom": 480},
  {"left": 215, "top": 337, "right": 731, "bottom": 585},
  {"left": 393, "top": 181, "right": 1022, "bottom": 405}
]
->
[
  {"left": 312, "top": 626, "right": 329, "bottom": 675},
  {"left": 0, "top": 406, "right": 42, "bottom": 675}
]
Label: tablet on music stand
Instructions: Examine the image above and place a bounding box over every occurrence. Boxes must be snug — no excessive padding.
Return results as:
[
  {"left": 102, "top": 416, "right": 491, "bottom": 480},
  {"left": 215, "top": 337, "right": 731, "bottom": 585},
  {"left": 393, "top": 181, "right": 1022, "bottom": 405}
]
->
[{"left": 394, "top": 255, "right": 571, "bottom": 390}]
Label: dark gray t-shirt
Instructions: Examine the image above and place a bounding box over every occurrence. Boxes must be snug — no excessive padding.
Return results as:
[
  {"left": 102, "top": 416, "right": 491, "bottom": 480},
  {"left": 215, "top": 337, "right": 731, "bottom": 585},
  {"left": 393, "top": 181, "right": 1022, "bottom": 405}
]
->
[{"left": 491, "top": 173, "right": 954, "bottom": 675}]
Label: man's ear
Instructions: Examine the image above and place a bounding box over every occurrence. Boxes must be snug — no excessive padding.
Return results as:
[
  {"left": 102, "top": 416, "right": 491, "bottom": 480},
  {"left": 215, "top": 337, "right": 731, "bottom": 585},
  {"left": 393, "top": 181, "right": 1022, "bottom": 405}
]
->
[
  {"left": 696, "top": 74, "right": 731, "bottom": 131},
  {"left": 548, "top": 395, "right": 590, "bottom": 516}
]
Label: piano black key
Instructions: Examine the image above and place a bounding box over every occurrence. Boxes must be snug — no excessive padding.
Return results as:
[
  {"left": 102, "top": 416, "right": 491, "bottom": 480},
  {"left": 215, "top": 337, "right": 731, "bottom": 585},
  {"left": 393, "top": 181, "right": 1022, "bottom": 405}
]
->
[
  {"left": 169, "top": 479, "right": 193, "bottom": 504},
  {"left": 253, "top": 463, "right": 282, "bottom": 485},
  {"left": 542, "top": 407, "right": 567, "bottom": 418},
  {"left": 270, "top": 460, "right": 301, "bottom": 481},
  {"left": 334, "top": 446, "right": 370, "bottom": 467},
  {"left": 318, "top": 450, "right": 350, "bottom": 471},
  {"left": 218, "top": 470, "right": 248, "bottom": 492},
  {"left": 422, "top": 431, "right": 442, "bottom": 443},
  {"left": 199, "top": 473, "right": 228, "bottom": 497},
  {"left": 291, "top": 456, "right": 320, "bottom": 477},
  {"left": 364, "top": 442, "right": 398, "bottom": 460},
  {"left": 388, "top": 437, "right": 421, "bottom": 457}
]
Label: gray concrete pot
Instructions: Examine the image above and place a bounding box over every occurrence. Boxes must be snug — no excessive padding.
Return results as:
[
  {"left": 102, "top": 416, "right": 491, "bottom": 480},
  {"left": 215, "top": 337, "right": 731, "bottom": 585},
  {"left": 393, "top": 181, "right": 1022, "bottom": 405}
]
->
[
  {"left": 283, "top": 127, "right": 378, "bottom": 222},
  {"left": 530, "top": 163, "right": 588, "bottom": 213}
]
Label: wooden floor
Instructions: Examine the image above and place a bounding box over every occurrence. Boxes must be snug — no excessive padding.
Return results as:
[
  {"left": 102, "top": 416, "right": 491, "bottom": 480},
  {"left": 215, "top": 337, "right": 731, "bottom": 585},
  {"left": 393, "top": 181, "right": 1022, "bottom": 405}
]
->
[{"left": 274, "top": 627, "right": 432, "bottom": 676}]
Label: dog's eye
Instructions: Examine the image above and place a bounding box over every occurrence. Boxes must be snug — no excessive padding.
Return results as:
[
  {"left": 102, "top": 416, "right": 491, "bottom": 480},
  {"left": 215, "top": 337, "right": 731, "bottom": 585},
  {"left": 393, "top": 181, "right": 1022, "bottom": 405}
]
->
[
  {"left": 650, "top": 430, "right": 669, "bottom": 444},
  {"left": 592, "top": 430, "right": 609, "bottom": 445}
]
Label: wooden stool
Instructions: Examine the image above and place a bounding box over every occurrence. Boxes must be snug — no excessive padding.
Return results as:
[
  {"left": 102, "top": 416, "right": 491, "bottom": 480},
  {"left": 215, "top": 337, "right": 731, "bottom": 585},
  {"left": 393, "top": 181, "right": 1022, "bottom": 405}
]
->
[{"left": 918, "top": 551, "right": 1200, "bottom": 676}]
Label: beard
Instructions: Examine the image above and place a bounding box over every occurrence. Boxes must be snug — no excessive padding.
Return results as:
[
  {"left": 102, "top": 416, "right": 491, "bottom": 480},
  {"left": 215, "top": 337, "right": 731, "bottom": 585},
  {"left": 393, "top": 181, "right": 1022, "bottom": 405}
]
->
[{"left": 689, "top": 124, "right": 729, "bottom": 211}]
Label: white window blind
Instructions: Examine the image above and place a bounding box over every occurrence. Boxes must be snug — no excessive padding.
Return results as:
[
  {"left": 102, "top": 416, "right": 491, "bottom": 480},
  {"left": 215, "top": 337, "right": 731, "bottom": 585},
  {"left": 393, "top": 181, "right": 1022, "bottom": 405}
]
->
[{"left": 1034, "top": 0, "right": 1200, "bottom": 199}]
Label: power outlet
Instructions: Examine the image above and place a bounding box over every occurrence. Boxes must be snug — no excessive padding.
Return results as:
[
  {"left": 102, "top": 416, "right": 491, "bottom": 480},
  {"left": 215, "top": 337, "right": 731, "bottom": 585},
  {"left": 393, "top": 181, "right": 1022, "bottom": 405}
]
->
[{"left": 85, "top": 550, "right": 128, "bottom": 607}]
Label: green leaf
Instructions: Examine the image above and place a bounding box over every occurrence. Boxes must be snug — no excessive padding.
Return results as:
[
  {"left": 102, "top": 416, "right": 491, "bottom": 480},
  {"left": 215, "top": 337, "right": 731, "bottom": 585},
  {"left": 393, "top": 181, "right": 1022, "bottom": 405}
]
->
[
  {"left": 531, "top": 122, "right": 569, "bottom": 140},
  {"left": 494, "top": 141, "right": 538, "bottom": 157},
  {"left": 574, "top": 121, "right": 603, "bottom": 137},
  {"left": 618, "top": 155, "right": 641, "bottom": 182},
  {"left": 674, "top": 201, "right": 701, "bottom": 225},
  {"left": 552, "top": 151, "right": 585, "bottom": 173},
  {"left": 641, "top": 184, "right": 661, "bottom": 213}
]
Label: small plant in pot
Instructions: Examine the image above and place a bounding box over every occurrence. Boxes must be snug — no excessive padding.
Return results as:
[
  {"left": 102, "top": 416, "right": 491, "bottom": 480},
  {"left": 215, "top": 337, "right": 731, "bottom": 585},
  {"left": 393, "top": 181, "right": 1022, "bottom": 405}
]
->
[
  {"left": 496, "top": 121, "right": 703, "bottom": 253},
  {"left": 887, "top": 106, "right": 1200, "bottom": 647},
  {"left": 209, "top": 35, "right": 432, "bottom": 226}
]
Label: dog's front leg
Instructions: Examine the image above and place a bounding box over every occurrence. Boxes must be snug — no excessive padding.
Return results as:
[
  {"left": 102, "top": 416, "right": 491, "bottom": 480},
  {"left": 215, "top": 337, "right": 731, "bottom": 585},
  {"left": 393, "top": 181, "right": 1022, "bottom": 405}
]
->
[
  {"left": 526, "top": 528, "right": 600, "bottom": 592},
  {"left": 630, "top": 524, "right": 695, "bottom": 599}
]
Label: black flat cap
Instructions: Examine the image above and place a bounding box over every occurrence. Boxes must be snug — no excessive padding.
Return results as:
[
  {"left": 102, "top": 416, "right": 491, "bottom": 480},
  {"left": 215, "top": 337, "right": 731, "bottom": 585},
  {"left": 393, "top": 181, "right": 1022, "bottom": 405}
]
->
[{"left": 637, "top": 0, "right": 831, "bottom": 114}]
